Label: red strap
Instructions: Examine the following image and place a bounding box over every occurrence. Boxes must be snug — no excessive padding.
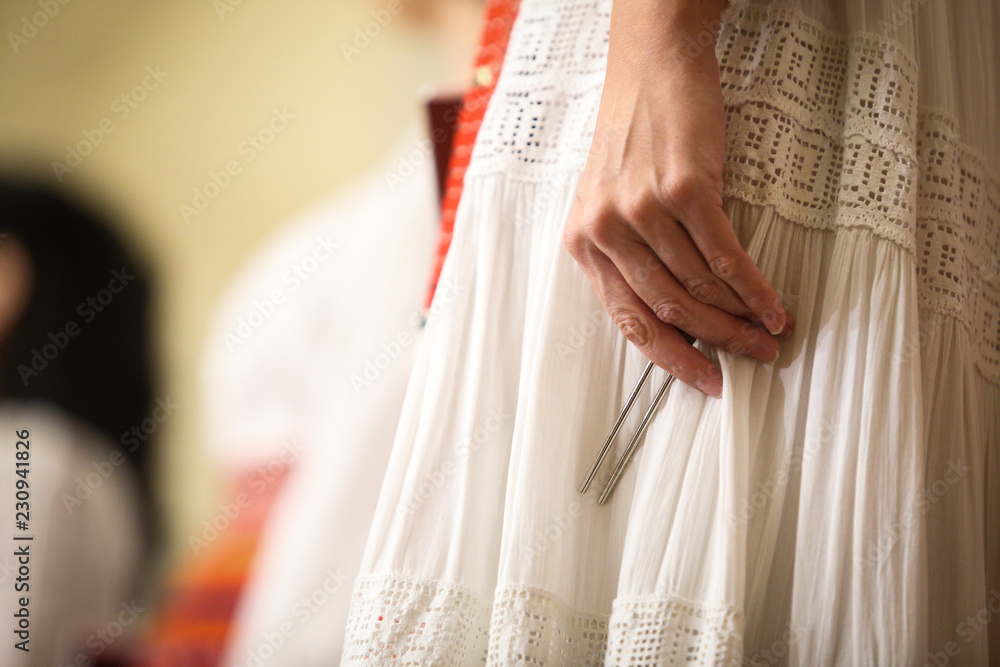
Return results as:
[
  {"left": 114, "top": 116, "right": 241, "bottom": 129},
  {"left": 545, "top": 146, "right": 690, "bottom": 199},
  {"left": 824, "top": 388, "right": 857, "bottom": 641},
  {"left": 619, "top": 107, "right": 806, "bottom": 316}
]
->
[{"left": 425, "top": 0, "right": 521, "bottom": 309}]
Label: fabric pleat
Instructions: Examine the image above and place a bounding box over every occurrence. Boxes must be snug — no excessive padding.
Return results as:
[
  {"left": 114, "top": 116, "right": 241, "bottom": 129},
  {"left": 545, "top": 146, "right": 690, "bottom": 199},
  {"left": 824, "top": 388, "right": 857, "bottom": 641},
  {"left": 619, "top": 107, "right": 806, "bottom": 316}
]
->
[{"left": 341, "top": 0, "right": 1000, "bottom": 664}]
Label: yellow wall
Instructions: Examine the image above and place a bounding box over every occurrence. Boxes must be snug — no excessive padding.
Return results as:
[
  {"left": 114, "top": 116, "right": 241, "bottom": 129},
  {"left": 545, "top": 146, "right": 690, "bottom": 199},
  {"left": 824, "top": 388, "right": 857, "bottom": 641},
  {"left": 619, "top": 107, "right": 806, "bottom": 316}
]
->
[{"left": 0, "top": 0, "right": 454, "bottom": 566}]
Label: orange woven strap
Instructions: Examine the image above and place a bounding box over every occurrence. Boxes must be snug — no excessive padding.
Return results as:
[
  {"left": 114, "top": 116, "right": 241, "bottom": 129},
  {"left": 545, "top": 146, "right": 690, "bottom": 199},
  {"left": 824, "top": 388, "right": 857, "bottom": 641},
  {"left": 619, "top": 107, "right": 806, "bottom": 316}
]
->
[
  {"left": 425, "top": 0, "right": 521, "bottom": 309},
  {"left": 130, "top": 464, "right": 290, "bottom": 667}
]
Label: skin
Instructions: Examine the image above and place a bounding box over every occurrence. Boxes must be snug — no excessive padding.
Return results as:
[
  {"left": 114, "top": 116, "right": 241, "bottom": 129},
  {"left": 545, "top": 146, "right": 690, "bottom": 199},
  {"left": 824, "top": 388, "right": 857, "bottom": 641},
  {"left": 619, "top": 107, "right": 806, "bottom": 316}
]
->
[{"left": 563, "top": 0, "right": 794, "bottom": 398}]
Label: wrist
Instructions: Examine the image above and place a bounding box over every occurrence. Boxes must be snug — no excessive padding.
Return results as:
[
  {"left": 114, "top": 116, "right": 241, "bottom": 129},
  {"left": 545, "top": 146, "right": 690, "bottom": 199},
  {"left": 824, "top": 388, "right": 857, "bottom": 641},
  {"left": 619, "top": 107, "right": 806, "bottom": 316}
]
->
[
  {"left": 663, "top": 0, "right": 728, "bottom": 27},
  {"left": 611, "top": 0, "right": 727, "bottom": 64}
]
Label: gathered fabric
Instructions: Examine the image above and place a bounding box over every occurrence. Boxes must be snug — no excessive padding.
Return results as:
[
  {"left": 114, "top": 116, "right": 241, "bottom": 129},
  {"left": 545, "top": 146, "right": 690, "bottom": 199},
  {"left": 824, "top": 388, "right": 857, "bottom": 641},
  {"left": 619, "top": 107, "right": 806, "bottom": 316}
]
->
[{"left": 341, "top": 0, "right": 1000, "bottom": 664}]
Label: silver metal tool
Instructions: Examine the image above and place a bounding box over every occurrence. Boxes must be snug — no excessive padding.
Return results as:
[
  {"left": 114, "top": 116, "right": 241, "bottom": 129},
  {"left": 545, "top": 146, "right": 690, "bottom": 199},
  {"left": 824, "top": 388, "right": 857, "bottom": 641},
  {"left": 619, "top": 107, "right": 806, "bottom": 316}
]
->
[{"left": 579, "top": 361, "right": 674, "bottom": 504}]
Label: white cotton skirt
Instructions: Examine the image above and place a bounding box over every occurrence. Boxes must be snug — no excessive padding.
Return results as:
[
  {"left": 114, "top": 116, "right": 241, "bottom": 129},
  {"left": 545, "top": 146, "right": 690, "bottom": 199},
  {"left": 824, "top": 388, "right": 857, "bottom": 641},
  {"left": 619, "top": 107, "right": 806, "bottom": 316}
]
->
[{"left": 341, "top": 0, "right": 1000, "bottom": 664}]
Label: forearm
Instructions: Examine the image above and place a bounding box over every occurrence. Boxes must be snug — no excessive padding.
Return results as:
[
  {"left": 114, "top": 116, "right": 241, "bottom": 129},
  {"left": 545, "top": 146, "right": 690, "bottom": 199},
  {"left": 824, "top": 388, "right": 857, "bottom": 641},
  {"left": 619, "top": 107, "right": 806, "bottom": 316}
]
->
[{"left": 609, "top": 0, "right": 727, "bottom": 67}]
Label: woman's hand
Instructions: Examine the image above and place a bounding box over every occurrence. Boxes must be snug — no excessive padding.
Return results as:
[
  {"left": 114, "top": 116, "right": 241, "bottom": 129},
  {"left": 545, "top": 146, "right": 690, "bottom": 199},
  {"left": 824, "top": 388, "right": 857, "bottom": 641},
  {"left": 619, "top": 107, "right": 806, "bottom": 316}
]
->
[{"left": 563, "top": 0, "right": 792, "bottom": 398}]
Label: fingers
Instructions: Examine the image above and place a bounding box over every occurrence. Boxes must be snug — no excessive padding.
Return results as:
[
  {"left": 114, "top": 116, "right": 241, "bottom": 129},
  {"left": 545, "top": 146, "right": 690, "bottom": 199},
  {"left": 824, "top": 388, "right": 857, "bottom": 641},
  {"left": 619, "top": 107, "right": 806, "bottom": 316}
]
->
[
  {"left": 661, "top": 180, "right": 789, "bottom": 334},
  {"left": 600, "top": 234, "right": 780, "bottom": 363},
  {"left": 631, "top": 213, "right": 753, "bottom": 319},
  {"left": 574, "top": 249, "right": 725, "bottom": 398}
]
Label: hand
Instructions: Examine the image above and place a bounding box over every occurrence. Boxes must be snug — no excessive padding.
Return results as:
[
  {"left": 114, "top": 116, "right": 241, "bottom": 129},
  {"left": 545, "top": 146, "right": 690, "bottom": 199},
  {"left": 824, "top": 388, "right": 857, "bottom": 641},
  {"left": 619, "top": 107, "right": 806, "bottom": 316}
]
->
[{"left": 563, "top": 0, "right": 792, "bottom": 398}]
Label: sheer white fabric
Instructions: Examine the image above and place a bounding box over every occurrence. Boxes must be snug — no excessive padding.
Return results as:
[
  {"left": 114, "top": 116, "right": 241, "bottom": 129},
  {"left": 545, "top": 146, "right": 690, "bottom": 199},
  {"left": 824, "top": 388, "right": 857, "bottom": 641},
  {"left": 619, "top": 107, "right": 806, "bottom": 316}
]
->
[
  {"left": 203, "top": 134, "right": 438, "bottom": 666},
  {"left": 342, "top": 0, "right": 1000, "bottom": 664}
]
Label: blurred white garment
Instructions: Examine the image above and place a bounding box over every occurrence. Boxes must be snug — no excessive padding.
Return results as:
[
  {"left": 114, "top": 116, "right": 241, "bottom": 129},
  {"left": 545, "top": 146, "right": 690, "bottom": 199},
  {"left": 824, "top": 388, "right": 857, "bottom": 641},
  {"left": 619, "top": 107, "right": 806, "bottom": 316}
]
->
[
  {"left": 0, "top": 400, "right": 142, "bottom": 667},
  {"left": 340, "top": 0, "right": 1000, "bottom": 665},
  {"left": 205, "top": 133, "right": 438, "bottom": 666}
]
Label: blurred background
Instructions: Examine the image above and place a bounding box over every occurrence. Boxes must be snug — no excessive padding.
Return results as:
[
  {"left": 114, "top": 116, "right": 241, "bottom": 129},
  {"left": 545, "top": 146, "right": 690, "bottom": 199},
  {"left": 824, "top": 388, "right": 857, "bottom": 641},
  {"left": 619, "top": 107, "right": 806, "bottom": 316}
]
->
[
  {"left": 1, "top": 0, "right": 464, "bottom": 562},
  {"left": 0, "top": 1, "right": 481, "bottom": 664}
]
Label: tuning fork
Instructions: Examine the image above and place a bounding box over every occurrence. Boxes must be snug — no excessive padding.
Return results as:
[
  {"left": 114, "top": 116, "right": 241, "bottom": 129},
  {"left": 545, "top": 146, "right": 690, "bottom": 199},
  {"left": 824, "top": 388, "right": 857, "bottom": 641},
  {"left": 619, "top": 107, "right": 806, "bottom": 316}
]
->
[{"left": 579, "top": 360, "right": 675, "bottom": 504}]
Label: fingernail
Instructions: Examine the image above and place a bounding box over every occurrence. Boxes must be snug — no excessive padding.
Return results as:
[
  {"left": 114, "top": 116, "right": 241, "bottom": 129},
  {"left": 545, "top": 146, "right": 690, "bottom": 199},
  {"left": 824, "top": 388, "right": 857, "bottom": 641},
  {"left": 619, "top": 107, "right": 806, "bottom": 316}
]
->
[
  {"left": 761, "top": 309, "right": 784, "bottom": 336},
  {"left": 752, "top": 345, "right": 779, "bottom": 363},
  {"left": 777, "top": 311, "right": 796, "bottom": 338},
  {"left": 695, "top": 368, "right": 723, "bottom": 398}
]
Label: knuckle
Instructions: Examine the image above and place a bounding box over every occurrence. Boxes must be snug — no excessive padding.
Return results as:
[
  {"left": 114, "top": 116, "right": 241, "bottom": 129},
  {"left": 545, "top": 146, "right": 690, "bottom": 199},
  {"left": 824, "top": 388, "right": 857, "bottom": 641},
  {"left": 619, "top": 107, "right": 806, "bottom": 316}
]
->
[
  {"left": 743, "top": 288, "right": 775, "bottom": 311},
  {"left": 691, "top": 364, "right": 722, "bottom": 389},
  {"left": 619, "top": 188, "right": 660, "bottom": 227},
  {"left": 684, "top": 277, "right": 723, "bottom": 304},
  {"left": 707, "top": 252, "right": 742, "bottom": 281},
  {"left": 610, "top": 310, "right": 651, "bottom": 347},
  {"left": 720, "top": 330, "right": 747, "bottom": 355},
  {"left": 764, "top": 295, "right": 789, "bottom": 321},
  {"left": 660, "top": 174, "right": 705, "bottom": 214},
  {"left": 562, "top": 225, "right": 587, "bottom": 258},
  {"left": 633, "top": 252, "right": 662, "bottom": 284},
  {"left": 719, "top": 322, "right": 765, "bottom": 356},
  {"left": 579, "top": 207, "right": 617, "bottom": 246},
  {"left": 650, "top": 297, "right": 690, "bottom": 328},
  {"left": 739, "top": 320, "right": 766, "bottom": 347},
  {"left": 660, "top": 357, "right": 692, "bottom": 382}
]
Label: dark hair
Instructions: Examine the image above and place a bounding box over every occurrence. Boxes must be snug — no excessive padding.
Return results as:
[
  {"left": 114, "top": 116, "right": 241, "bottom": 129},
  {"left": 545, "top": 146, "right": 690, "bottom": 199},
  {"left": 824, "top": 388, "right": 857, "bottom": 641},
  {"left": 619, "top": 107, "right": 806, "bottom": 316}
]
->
[{"left": 0, "top": 180, "right": 159, "bottom": 554}]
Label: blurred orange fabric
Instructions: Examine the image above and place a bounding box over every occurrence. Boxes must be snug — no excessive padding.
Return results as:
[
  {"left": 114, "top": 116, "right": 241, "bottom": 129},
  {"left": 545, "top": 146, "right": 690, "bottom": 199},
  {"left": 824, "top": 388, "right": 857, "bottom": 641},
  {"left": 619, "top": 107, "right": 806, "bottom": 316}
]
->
[{"left": 131, "top": 465, "right": 290, "bottom": 667}]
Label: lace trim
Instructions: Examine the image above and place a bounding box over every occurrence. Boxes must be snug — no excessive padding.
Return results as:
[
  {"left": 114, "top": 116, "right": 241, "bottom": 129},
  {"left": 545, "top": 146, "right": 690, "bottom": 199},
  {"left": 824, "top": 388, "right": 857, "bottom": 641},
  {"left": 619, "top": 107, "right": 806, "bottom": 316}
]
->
[
  {"left": 713, "top": 1, "right": 1000, "bottom": 383},
  {"left": 342, "top": 573, "right": 749, "bottom": 666},
  {"left": 487, "top": 583, "right": 609, "bottom": 666},
  {"left": 717, "top": 1, "right": 919, "bottom": 161},
  {"left": 468, "top": 0, "right": 1000, "bottom": 382},
  {"left": 606, "top": 594, "right": 743, "bottom": 666},
  {"left": 341, "top": 573, "right": 491, "bottom": 665}
]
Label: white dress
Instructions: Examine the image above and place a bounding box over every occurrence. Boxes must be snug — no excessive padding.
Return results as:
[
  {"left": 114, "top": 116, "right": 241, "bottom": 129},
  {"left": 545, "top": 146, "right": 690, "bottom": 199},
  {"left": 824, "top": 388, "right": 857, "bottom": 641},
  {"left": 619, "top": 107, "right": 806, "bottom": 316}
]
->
[
  {"left": 199, "top": 133, "right": 438, "bottom": 665},
  {"left": 341, "top": 0, "right": 1000, "bottom": 664}
]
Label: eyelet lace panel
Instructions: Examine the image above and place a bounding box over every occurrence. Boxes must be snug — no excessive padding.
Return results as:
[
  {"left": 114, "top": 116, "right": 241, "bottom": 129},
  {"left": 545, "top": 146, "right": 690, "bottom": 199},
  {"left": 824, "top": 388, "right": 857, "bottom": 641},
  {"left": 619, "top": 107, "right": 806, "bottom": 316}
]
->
[
  {"left": 468, "top": 0, "right": 1000, "bottom": 383},
  {"left": 605, "top": 595, "right": 743, "bottom": 666},
  {"left": 487, "top": 583, "right": 609, "bottom": 666},
  {"left": 341, "top": 573, "right": 491, "bottom": 665},
  {"left": 342, "top": 573, "right": 745, "bottom": 666}
]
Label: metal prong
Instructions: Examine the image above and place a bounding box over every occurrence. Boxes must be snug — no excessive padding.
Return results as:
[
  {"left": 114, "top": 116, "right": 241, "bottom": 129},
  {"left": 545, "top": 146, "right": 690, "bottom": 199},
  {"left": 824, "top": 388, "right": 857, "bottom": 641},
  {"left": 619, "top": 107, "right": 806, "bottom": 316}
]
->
[
  {"left": 578, "top": 361, "right": 654, "bottom": 494},
  {"left": 597, "top": 374, "right": 674, "bottom": 504}
]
